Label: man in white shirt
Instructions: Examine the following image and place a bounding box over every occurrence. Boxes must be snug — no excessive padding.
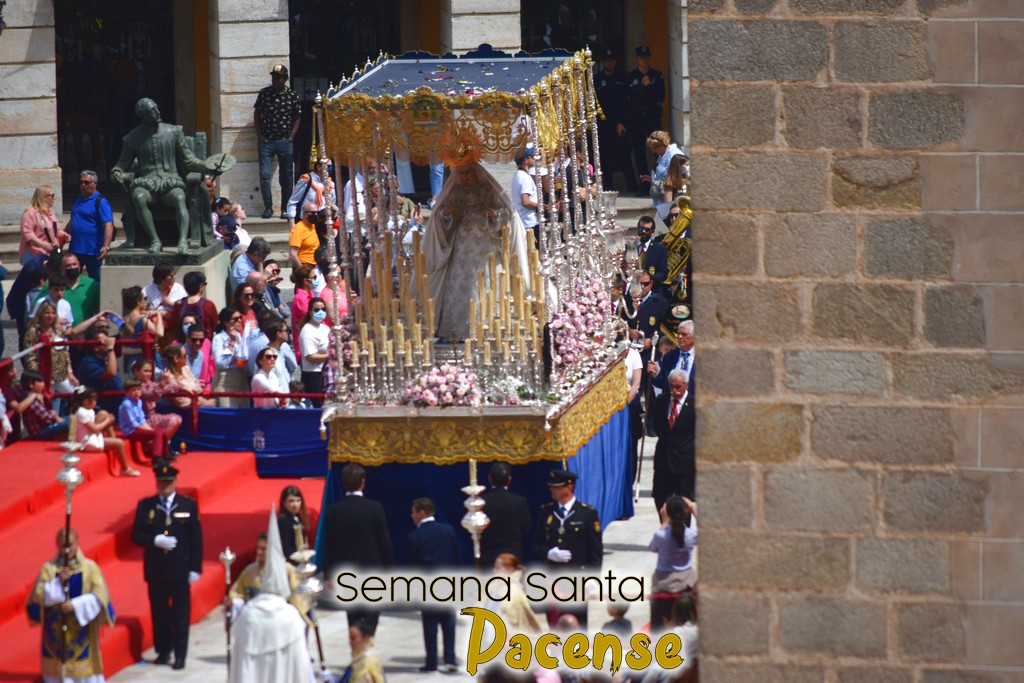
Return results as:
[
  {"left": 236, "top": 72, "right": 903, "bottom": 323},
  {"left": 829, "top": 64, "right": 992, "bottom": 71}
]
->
[{"left": 512, "top": 146, "right": 539, "bottom": 245}]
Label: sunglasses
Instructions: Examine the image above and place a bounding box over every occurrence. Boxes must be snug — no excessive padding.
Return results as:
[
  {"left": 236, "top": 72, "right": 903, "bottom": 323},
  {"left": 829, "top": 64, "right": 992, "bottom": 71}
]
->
[
  {"left": 264, "top": 354, "right": 279, "bottom": 360},
  {"left": 312, "top": 307, "right": 326, "bottom": 312},
  {"left": 45, "top": 193, "right": 56, "bottom": 198},
  {"left": 189, "top": 337, "right": 204, "bottom": 344},
  {"left": 641, "top": 281, "right": 653, "bottom": 287},
  {"left": 80, "top": 180, "right": 96, "bottom": 185},
  {"left": 241, "top": 293, "right": 255, "bottom": 299}
]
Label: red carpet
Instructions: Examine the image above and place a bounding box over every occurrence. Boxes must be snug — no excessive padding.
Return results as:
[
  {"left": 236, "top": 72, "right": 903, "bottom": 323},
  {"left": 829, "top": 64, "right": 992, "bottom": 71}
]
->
[{"left": 0, "top": 439, "right": 323, "bottom": 682}]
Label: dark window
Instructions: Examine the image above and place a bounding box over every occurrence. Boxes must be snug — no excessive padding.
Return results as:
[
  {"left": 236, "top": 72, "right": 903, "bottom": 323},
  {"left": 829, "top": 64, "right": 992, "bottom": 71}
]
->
[
  {"left": 55, "top": 0, "right": 176, "bottom": 207},
  {"left": 521, "top": 0, "right": 626, "bottom": 58},
  {"left": 288, "top": 0, "right": 401, "bottom": 179}
]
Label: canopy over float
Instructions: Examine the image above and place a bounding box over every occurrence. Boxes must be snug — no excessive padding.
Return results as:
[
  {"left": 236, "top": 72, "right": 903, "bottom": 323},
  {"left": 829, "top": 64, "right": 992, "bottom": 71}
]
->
[{"left": 309, "top": 45, "right": 675, "bottom": 467}]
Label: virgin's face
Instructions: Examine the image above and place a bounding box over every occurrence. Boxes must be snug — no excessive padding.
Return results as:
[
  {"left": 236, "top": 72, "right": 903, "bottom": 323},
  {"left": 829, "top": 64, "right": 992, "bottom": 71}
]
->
[{"left": 457, "top": 166, "right": 478, "bottom": 187}]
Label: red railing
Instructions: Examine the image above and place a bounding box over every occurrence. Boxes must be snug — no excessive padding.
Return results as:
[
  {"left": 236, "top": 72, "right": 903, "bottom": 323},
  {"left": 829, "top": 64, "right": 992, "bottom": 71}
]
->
[{"left": 22, "top": 332, "right": 327, "bottom": 432}]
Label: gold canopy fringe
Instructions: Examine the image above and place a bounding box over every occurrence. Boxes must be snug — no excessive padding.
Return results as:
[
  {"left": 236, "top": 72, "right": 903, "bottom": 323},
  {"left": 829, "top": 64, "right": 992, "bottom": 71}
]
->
[
  {"left": 323, "top": 49, "right": 597, "bottom": 164},
  {"left": 328, "top": 358, "right": 627, "bottom": 466}
]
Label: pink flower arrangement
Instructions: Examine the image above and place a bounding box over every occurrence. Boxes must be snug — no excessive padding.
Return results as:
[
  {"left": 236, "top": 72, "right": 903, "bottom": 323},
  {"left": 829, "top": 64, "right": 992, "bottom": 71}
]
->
[
  {"left": 550, "top": 279, "right": 612, "bottom": 368},
  {"left": 403, "top": 363, "right": 481, "bottom": 407},
  {"left": 336, "top": 314, "right": 358, "bottom": 365}
]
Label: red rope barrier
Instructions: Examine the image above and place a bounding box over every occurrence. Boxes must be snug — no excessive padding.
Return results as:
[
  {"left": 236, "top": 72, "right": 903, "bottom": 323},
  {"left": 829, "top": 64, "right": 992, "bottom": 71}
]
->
[{"left": 29, "top": 334, "right": 325, "bottom": 434}]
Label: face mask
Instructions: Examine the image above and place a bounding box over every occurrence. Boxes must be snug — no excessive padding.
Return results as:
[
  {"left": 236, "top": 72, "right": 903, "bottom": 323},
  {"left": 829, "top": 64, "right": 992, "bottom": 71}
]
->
[
  {"left": 312, "top": 310, "right": 327, "bottom": 323},
  {"left": 65, "top": 268, "right": 81, "bottom": 280}
]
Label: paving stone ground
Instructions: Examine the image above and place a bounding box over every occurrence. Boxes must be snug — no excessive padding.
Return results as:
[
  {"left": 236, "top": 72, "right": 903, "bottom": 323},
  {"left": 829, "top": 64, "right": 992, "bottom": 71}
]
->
[{"left": 109, "top": 437, "right": 669, "bottom": 682}]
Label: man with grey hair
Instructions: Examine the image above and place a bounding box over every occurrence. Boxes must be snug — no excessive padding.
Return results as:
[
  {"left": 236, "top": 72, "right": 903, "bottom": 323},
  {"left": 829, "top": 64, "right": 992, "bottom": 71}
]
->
[
  {"left": 230, "top": 236, "right": 272, "bottom": 292},
  {"left": 649, "top": 318, "right": 695, "bottom": 394},
  {"left": 651, "top": 367, "right": 695, "bottom": 509},
  {"left": 67, "top": 170, "right": 114, "bottom": 282}
]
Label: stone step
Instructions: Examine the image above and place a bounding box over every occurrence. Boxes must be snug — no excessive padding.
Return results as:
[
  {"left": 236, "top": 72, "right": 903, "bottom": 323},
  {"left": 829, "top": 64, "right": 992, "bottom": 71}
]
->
[{"left": 0, "top": 194, "right": 655, "bottom": 279}]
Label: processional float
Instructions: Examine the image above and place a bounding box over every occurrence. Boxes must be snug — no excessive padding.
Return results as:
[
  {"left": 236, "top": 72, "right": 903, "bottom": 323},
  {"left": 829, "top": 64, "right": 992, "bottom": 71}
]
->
[{"left": 313, "top": 46, "right": 691, "bottom": 548}]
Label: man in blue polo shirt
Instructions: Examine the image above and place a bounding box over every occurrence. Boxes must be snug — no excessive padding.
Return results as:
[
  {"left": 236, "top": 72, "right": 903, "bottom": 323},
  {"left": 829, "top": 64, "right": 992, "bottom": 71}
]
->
[
  {"left": 76, "top": 323, "right": 125, "bottom": 417},
  {"left": 67, "top": 170, "right": 114, "bottom": 282}
]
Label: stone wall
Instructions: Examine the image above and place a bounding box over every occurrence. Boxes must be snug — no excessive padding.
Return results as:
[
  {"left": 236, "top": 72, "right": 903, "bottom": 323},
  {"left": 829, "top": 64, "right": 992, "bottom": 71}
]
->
[
  {"left": 691, "top": 0, "right": 1024, "bottom": 679},
  {"left": 667, "top": 0, "right": 689, "bottom": 146},
  {"left": 0, "top": 0, "right": 61, "bottom": 222},
  {"left": 440, "top": 0, "right": 521, "bottom": 54},
  {"left": 208, "top": 0, "right": 290, "bottom": 209}
]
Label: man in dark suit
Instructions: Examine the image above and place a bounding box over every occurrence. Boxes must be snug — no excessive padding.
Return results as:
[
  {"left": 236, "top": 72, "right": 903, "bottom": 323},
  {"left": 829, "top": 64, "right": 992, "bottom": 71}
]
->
[
  {"left": 479, "top": 462, "right": 532, "bottom": 568},
  {"left": 625, "top": 45, "right": 665, "bottom": 196},
  {"left": 533, "top": 469, "right": 603, "bottom": 628},
  {"left": 319, "top": 463, "right": 394, "bottom": 635},
  {"left": 594, "top": 48, "right": 635, "bottom": 192},
  {"left": 627, "top": 272, "right": 667, "bottom": 366},
  {"left": 408, "top": 497, "right": 462, "bottom": 673},
  {"left": 651, "top": 368, "right": 696, "bottom": 510},
  {"left": 131, "top": 459, "right": 203, "bottom": 670},
  {"left": 649, "top": 319, "right": 695, "bottom": 393},
  {"left": 637, "top": 216, "right": 669, "bottom": 295}
]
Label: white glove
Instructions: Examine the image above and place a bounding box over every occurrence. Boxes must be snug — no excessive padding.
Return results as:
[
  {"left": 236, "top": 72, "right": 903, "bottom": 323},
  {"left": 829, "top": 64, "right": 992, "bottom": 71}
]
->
[
  {"left": 154, "top": 535, "right": 178, "bottom": 550},
  {"left": 547, "top": 547, "right": 572, "bottom": 563},
  {"left": 188, "top": 571, "right": 200, "bottom": 584}
]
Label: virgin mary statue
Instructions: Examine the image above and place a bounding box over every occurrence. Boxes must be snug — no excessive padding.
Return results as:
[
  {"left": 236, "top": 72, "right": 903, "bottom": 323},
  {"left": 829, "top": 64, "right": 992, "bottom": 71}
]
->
[{"left": 422, "top": 161, "right": 531, "bottom": 340}]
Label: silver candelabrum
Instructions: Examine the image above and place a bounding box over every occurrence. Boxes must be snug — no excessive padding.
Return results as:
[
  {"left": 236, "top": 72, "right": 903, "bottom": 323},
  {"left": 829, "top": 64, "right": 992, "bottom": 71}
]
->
[{"left": 460, "top": 458, "right": 490, "bottom": 565}]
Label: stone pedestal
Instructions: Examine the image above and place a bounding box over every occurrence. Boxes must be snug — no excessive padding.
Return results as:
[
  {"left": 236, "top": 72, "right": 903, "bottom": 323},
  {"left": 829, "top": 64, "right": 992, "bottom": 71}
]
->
[{"left": 101, "top": 244, "right": 231, "bottom": 316}]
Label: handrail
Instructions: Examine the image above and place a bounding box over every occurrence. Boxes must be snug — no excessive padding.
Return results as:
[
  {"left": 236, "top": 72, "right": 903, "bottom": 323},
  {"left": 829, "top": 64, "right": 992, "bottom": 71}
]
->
[{"left": 22, "top": 332, "right": 326, "bottom": 433}]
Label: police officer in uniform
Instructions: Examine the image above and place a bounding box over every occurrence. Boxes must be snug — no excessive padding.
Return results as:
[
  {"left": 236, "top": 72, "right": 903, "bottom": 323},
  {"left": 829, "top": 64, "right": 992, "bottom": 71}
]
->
[
  {"left": 625, "top": 45, "right": 666, "bottom": 196},
  {"left": 131, "top": 459, "right": 203, "bottom": 670},
  {"left": 533, "top": 469, "right": 603, "bottom": 627},
  {"left": 594, "top": 48, "right": 635, "bottom": 192}
]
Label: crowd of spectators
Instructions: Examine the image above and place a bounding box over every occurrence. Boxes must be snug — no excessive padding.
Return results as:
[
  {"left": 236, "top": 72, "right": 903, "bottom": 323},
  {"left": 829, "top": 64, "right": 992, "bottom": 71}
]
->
[{"left": 1, "top": 179, "right": 349, "bottom": 452}]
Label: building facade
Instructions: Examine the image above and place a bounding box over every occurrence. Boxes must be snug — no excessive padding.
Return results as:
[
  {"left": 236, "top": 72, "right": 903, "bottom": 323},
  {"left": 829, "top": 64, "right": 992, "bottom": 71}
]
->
[{"left": 0, "top": 0, "right": 686, "bottom": 222}]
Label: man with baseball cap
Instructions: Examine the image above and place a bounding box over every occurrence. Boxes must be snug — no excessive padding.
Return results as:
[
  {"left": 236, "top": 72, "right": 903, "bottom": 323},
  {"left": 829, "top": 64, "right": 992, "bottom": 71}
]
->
[
  {"left": 512, "top": 144, "right": 540, "bottom": 245},
  {"left": 131, "top": 458, "right": 204, "bottom": 669},
  {"left": 254, "top": 64, "right": 302, "bottom": 219}
]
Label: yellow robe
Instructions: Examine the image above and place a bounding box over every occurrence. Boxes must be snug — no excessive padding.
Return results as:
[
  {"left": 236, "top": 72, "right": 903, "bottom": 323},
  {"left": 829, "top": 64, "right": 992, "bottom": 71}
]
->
[
  {"left": 26, "top": 550, "right": 115, "bottom": 680},
  {"left": 229, "top": 561, "right": 311, "bottom": 626},
  {"left": 343, "top": 646, "right": 386, "bottom": 683}
]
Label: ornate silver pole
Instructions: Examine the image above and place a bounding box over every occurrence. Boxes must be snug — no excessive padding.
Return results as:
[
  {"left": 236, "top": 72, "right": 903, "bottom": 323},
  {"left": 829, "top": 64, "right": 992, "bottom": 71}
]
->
[
  {"left": 460, "top": 458, "right": 490, "bottom": 568},
  {"left": 291, "top": 549, "right": 331, "bottom": 681},
  {"left": 527, "top": 91, "right": 547, "bottom": 264},
  {"left": 219, "top": 546, "right": 237, "bottom": 676},
  {"left": 56, "top": 440, "right": 85, "bottom": 679},
  {"left": 574, "top": 53, "right": 593, "bottom": 232},
  {"left": 583, "top": 47, "right": 607, "bottom": 230}
]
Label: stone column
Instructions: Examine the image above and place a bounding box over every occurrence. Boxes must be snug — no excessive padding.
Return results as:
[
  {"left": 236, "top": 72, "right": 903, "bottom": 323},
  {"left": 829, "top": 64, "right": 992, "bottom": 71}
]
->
[
  {"left": 440, "top": 0, "right": 521, "bottom": 55},
  {"left": 667, "top": 0, "right": 689, "bottom": 147},
  {"left": 690, "top": 0, "right": 1024, "bottom": 679},
  {"left": 0, "top": 0, "right": 61, "bottom": 222},
  {"left": 207, "top": 0, "right": 290, "bottom": 208}
]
